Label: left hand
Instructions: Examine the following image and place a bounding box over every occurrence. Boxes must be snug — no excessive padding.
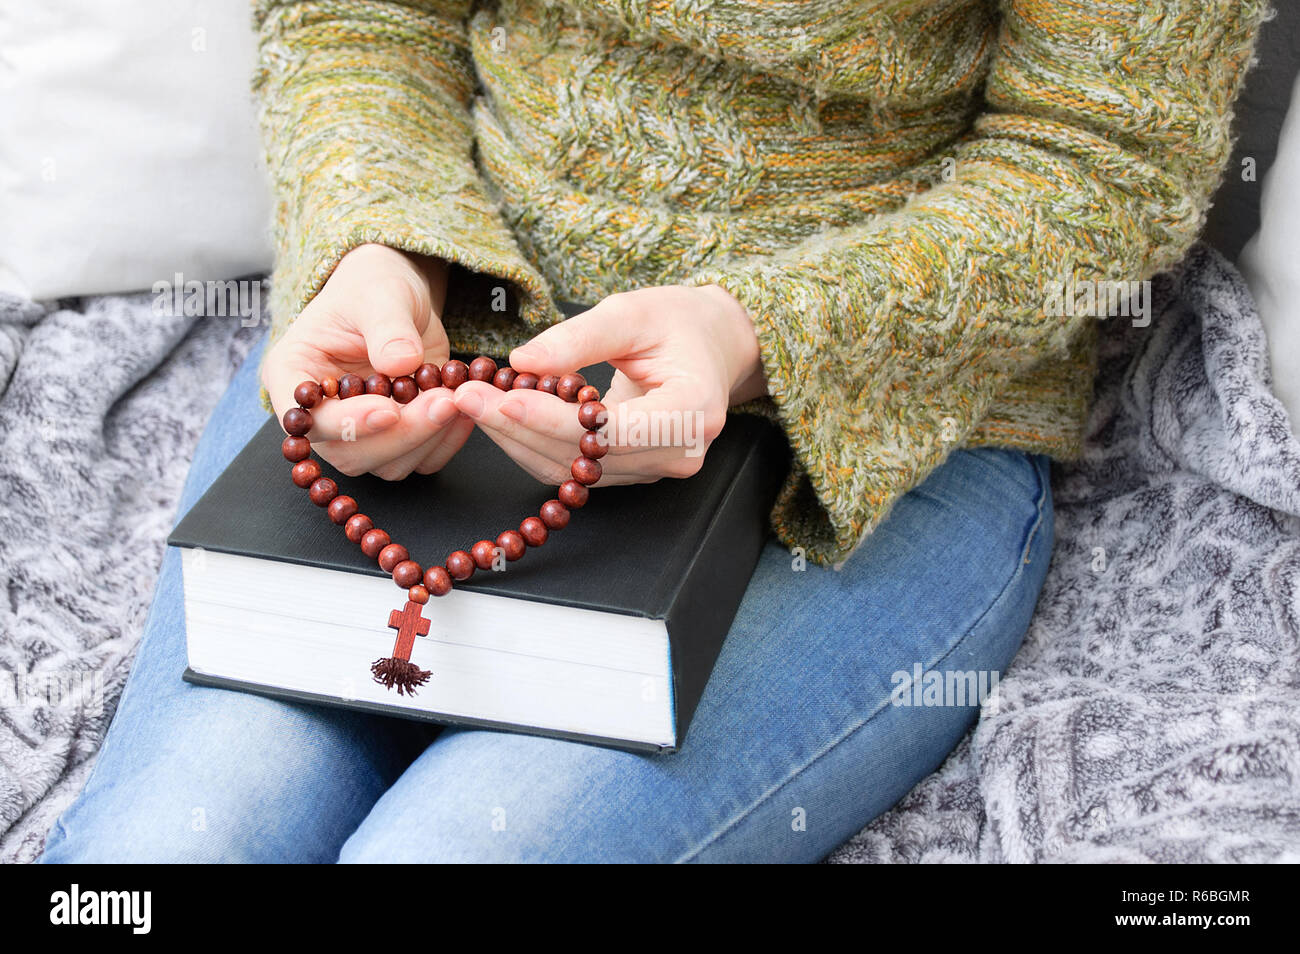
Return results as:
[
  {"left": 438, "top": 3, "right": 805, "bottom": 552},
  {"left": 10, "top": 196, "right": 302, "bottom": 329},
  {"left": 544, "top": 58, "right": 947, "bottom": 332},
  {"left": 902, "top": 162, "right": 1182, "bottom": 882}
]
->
[{"left": 451, "top": 284, "right": 767, "bottom": 486}]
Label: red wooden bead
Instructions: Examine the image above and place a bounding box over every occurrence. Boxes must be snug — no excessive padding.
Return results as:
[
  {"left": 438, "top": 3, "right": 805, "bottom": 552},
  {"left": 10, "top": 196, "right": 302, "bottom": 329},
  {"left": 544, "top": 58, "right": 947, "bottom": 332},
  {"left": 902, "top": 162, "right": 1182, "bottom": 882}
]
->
[
  {"left": 391, "top": 376, "right": 418, "bottom": 404},
  {"left": 579, "top": 430, "right": 608, "bottom": 459},
  {"left": 392, "top": 559, "right": 423, "bottom": 588},
  {"left": 469, "top": 356, "right": 497, "bottom": 382},
  {"left": 576, "top": 385, "right": 600, "bottom": 404},
  {"left": 294, "top": 380, "right": 323, "bottom": 409},
  {"left": 344, "top": 513, "right": 374, "bottom": 543},
  {"left": 577, "top": 400, "right": 607, "bottom": 430},
  {"left": 441, "top": 360, "right": 469, "bottom": 390},
  {"left": 414, "top": 363, "right": 442, "bottom": 390},
  {"left": 320, "top": 375, "right": 340, "bottom": 398},
  {"left": 512, "top": 372, "right": 539, "bottom": 390},
  {"left": 408, "top": 584, "right": 430, "bottom": 604},
  {"left": 291, "top": 459, "right": 321, "bottom": 488},
  {"left": 309, "top": 477, "right": 338, "bottom": 506},
  {"left": 540, "top": 499, "right": 570, "bottom": 530},
  {"left": 282, "top": 406, "right": 313, "bottom": 437},
  {"left": 364, "top": 373, "right": 392, "bottom": 397},
  {"left": 557, "top": 479, "right": 589, "bottom": 509},
  {"left": 378, "top": 543, "right": 410, "bottom": 573},
  {"left": 519, "top": 516, "right": 548, "bottom": 547},
  {"left": 446, "top": 550, "right": 475, "bottom": 580},
  {"left": 338, "top": 372, "right": 365, "bottom": 399},
  {"left": 471, "top": 539, "right": 498, "bottom": 570},
  {"left": 496, "top": 529, "right": 526, "bottom": 561},
  {"left": 360, "top": 529, "right": 391, "bottom": 559},
  {"left": 493, "top": 367, "right": 518, "bottom": 391},
  {"left": 556, "top": 373, "right": 586, "bottom": 402},
  {"left": 282, "top": 436, "right": 311, "bottom": 462},
  {"left": 424, "top": 565, "right": 453, "bottom": 596},
  {"left": 571, "top": 456, "right": 602, "bottom": 485},
  {"left": 327, "top": 494, "right": 358, "bottom": 525},
  {"left": 537, "top": 374, "right": 560, "bottom": 395}
]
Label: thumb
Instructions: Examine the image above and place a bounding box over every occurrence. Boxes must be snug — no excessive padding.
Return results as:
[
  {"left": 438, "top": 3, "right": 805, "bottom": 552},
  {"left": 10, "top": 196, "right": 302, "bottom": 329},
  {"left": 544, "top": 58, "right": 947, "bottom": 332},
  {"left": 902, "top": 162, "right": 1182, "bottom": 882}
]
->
[
  {"left": 353, "top": 274, "right": 429, "bottom": 376},
  {"left": 509, "top": 298, "right": 644, "bottom": 374}
]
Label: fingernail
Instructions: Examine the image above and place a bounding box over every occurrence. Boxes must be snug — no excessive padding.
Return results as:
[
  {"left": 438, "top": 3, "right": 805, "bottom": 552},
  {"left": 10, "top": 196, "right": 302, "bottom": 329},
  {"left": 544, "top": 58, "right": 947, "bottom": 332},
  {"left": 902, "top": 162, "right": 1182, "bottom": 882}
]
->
[
  {"left": 367, "top": 409, "right": 399, "bottom": 432},
  {"left": 458, "top": 391, "right": 485, "bottom": 418},
  {"left": 428, "top": 398, "right": 457, "bottom": 426},
  {"left": 513, "top": 342, "right": 547, "bottom": 362},
  {"left": 382, "top": 339, "right": 420, "bottom": 361},
  {"left": 499, "top": 400, "right": 526, "bottom": 424}
]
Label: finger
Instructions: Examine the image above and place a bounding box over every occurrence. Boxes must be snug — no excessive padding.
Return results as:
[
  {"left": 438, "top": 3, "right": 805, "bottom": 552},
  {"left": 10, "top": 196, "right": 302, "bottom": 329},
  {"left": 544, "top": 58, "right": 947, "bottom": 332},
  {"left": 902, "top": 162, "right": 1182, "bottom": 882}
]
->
[
  {"left": 347, "top": 272, "right": 431, "bottom": 377},
  {"left": 310, "top": 388, "right": 464, "bottom": 475},
  {"left": 508, "top": 295, "right": 647, "bottom": 374},
  {"left": 604, "top": 378, "right": 726, "bottom": 457},
  {"left": 372, "top": 421, "right": 459, "bottom": 481},
  {"left": 453, "top": 382, "right": 584, "bottom": 459},
  {"left": 413, "top": 414, "right": 476, "bottom": 475}
]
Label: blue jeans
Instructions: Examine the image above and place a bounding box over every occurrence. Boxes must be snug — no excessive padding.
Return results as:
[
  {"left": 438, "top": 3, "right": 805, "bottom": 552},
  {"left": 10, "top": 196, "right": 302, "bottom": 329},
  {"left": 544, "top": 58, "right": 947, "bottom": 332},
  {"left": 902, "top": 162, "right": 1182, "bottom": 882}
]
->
[{"left": 42, "top": 337, "right": 1052, "bottom": 863}]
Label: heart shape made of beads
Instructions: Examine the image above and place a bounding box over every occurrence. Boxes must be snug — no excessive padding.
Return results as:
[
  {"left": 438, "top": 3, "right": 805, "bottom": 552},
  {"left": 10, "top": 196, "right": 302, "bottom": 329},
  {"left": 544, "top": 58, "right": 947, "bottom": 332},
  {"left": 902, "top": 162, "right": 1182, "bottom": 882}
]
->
[{"left": 280, "top": 355, "right": 608, "bottom": 695}]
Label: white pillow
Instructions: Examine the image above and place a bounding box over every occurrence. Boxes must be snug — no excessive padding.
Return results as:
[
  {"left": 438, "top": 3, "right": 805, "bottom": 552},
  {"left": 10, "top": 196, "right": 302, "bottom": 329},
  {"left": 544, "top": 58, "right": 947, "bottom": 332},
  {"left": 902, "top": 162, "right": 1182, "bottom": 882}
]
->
[
  {"left": 1239, "top": 71, "right": 1300, "bottom": 440},
  {"left": 0, "top": 1, "right": 272, "bottom": 300}
]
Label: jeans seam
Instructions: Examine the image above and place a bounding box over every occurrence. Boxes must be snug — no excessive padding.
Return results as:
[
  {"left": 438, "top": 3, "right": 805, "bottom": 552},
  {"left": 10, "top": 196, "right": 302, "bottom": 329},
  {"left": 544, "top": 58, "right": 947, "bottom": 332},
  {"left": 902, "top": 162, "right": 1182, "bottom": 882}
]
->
[{"left": 675, "top": 456, "right": 1051, "bottom": 863}]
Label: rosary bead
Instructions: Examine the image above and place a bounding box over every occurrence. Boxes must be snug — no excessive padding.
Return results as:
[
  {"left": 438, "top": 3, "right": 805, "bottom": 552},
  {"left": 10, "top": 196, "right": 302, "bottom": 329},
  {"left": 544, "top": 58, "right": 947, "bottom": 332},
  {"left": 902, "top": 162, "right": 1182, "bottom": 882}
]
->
[
  {"left": 294, "top": 380, "right": 323, "bottom": 409},
  {"left": 392, "top": 559, "right": 423, "bottom": 588},
  {"left": 344, "top": 513, "right": 374, "bottom": 543},
  {"left": 424, "top": 565, "right": 453, "bottom": 596},
  {"left": 492, "top": 367, "right": 517, "bottom": 391},
  {"left": 537, "top": 374, "right": 560, "bottom": 395},
  {"left": 446, "top": 550, "right": 475, "bottom": 580},
  {"left": 408, "top": 584, "right": 430, "bottom": 604},
  {"left": 441, "top": 359, "right": 469, "bottom": 390},
  {"left": 519, "top": 516, "right": 549, "bottom": 547},
  {"left": 556, "top": 373, "right": 586, "bottom": 402},
  {"left": 320, "top": 376, "right": 340, "bottom": 398},
  {"left": 364, "top": 373, "right": 392, "bottom": 397},
  {"left": 391, "top": 376, "right": 418, "bottom": 404},
  {"left": 571, "top": 456, "right": 602, "bottom": 485},
  {"left": 291, "top": 459, "right": 321, "bottom": 488},
  {"left": 577, "top": 400, "right": 607, "bottom": 430},
  {"left": 282, "top": 436, "right": 311, "bottom": 462},
  {"left": 495, "top": 529, "right": 526, "bottom": 561},
  {"left": 339, "top": 373, "right": 365, "bottom": 399},
  {"left": 557, "top": 479, "right": 589, "bottom": 509},
  {"left": 309, "top": 477, "right": 338, "bottom": 506},
  {"left": 471, "top": 539, "right": 498, "bottom": 570},
  {"left": 414, "top": 363, "right": 442, "bottom": 390},
  {"left": 282, "top": 407, "right": 313, "bottom": 437},
  {"left": 360, "top": 528, "right": 391, "bottom": 559},
  {"left": 469, "top": 356, "right": 498, "bottom": 382},
  {"left": 539, "top": 499, "right": 570, "bottom": 530},
  {"left": 512, "top": 372, "right": 539, "bottom": 391},
  {"left": 327, "top": 494, "right": 358, "bottom": 525},
  {"left": 378, "top": 543, "right": 410, "bottom": 573},
  {"left": 576, "top": 385, "right": 600, "bottom": 404},
  {"left": 579, "top": 430, "right": 608, "bottom": 459}
]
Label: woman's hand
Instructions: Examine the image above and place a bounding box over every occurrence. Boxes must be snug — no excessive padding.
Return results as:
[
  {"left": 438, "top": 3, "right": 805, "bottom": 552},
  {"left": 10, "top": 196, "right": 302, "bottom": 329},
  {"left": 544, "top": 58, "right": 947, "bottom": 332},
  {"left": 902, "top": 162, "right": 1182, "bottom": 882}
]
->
[
  {"left": 451, "top": 284, "right": 767, "bottom": 486},
  {"left": 261, "top": 243, "right": 475, "bottom": 479}
]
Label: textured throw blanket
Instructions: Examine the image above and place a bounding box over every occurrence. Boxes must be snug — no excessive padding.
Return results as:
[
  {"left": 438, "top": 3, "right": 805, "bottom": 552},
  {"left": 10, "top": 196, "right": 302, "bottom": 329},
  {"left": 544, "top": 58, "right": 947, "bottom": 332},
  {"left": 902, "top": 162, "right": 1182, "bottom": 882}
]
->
[{"left": 2, "top": 244, "right": 1297, "bottom": 863}]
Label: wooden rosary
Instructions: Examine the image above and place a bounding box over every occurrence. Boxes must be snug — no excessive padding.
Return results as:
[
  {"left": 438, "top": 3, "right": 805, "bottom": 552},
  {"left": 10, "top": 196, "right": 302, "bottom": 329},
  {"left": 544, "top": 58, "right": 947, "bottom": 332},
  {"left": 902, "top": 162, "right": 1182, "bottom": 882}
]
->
[{"left": 280, "top": 356, "right": 608, "bottom": 696}]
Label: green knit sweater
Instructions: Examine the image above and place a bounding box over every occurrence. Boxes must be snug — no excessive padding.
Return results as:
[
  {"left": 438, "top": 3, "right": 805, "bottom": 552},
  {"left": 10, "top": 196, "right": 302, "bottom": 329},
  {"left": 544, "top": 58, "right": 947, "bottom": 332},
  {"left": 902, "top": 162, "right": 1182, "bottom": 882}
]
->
[{"left": 252, "top": 0, "right": 1270, "bottom": 566}]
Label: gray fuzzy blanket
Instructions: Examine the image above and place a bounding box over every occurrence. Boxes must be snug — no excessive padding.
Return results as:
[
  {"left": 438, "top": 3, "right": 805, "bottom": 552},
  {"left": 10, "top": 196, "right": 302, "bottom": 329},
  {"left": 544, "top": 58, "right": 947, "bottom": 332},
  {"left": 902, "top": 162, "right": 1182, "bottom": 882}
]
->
[{"left": 2, "top": 244, "right": 1297, "bottom": 863}]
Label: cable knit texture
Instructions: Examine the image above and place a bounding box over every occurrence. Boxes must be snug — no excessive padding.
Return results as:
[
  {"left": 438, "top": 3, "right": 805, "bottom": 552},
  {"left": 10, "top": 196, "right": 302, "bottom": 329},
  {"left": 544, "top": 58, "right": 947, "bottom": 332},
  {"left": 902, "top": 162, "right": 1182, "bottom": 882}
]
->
[{"left": 252, "top": 0, "right": 1270, "bottom": 565}]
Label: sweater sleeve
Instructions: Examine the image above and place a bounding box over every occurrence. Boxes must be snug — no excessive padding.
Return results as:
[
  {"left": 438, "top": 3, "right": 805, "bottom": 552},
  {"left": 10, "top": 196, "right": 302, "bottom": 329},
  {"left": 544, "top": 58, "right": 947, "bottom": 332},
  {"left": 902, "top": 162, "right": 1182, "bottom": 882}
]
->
[
  {"left": 683, "top": 0, "right": 1272, "bottom": 566},
  {"left": 252, "top": 0, "right": 562, "bottom": 359}
]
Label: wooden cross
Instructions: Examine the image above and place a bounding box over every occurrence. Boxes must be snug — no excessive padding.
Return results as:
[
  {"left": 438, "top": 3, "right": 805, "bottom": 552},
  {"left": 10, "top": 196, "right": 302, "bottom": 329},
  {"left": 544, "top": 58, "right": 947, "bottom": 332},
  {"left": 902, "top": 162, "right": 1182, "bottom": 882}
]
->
[{"left": 387, "top": 600, "right": 431, "bottom": 662}]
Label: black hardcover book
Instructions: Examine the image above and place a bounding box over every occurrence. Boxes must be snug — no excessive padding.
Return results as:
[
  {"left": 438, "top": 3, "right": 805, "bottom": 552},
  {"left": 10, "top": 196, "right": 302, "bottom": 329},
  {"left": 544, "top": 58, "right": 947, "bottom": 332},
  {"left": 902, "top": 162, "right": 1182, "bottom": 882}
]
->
[{"left": 168, "top": 360, "right": 789, "bottom": 753}]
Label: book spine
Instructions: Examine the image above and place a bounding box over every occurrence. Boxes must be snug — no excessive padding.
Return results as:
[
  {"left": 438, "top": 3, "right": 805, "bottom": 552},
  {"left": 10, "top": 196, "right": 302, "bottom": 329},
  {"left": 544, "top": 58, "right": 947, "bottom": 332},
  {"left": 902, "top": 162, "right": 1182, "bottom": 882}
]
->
[{"left": 663, "top": 425, "right": 789, "bottom": 746}]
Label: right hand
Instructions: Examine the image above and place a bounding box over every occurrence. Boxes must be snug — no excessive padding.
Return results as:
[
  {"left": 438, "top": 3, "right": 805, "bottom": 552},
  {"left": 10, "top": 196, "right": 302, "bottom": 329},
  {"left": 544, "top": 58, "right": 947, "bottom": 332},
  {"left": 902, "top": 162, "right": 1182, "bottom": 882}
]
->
[{"left": 261, "top": 243, "right": 474, "bottom": 479}]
